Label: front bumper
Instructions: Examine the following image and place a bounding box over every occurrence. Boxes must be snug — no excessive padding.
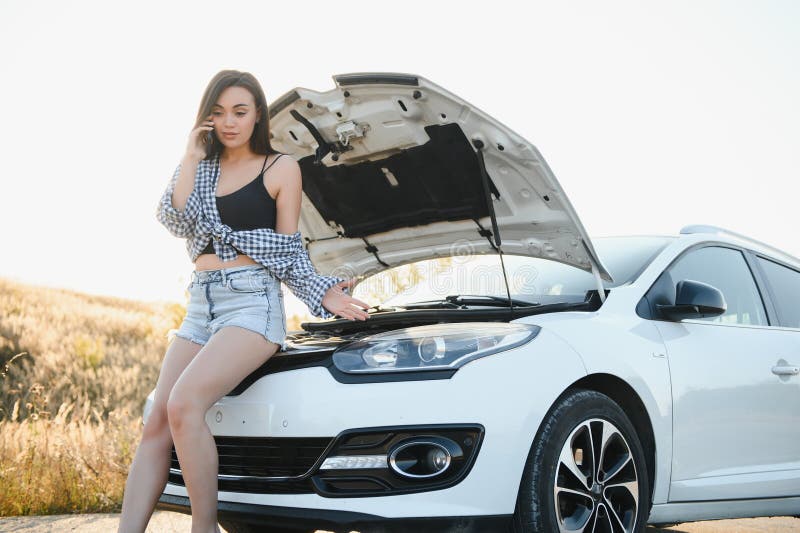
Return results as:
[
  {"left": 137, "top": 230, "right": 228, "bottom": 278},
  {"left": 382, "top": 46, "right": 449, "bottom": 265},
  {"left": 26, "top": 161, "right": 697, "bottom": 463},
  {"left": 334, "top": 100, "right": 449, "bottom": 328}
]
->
[
  {"left": 157, "top": 493, "right": 512, "bottom": 533},
  {"left": 165, "top": 424, "right": 485, "bottom": 498},
  {"left": 151, "top": 328, "right": 587, "bottom": 520}
]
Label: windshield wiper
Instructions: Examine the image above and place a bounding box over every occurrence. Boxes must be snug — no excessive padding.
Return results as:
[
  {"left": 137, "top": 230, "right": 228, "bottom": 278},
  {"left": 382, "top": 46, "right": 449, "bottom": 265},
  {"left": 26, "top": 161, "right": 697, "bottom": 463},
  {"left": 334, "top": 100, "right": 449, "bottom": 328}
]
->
[
  {"left": 446, "top": 294, "right": 539, "bottom": 307},
  {"left": 393, "top": 295, "right": 538, "bottom": 310}
]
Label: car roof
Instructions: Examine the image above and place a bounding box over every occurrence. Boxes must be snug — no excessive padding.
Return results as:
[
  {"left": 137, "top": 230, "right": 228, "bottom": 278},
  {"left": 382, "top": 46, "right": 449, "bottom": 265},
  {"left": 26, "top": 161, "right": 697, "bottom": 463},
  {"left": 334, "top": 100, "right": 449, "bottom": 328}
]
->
[{"left": 679, "top": 225, "right": 800, "bottom": 269}]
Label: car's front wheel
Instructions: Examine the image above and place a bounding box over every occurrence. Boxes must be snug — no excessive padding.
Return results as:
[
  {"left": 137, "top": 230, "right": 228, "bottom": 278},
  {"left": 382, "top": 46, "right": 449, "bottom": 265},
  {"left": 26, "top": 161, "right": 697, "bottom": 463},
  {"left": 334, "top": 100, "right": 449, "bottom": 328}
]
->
[{"left": 511, "top": 389, "right": 650, "bottom": 533}]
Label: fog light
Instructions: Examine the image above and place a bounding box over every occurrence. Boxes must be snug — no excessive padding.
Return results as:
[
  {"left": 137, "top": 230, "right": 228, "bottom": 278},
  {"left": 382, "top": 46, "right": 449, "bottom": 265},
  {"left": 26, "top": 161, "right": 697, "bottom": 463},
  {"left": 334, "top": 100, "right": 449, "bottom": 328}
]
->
[
  {"left": 388, "top": 438, "right": 462, "bottom": 479},
  {"left": 429, "top": 447, "right": 448, "bottom": 469}
]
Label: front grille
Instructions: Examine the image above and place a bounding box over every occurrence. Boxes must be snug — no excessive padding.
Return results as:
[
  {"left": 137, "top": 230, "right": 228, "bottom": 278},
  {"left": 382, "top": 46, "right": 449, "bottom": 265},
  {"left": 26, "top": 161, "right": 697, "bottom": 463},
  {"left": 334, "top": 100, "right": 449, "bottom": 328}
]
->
[{"left": 169, "top": 435, "right": 333, "bottom": 494}]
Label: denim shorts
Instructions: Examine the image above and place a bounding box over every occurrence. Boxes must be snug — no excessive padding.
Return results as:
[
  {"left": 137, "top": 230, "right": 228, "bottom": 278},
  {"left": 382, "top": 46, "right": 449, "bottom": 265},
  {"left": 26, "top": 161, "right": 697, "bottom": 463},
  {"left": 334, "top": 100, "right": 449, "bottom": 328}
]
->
[{"left": 174, "top": 265, "right": 287, "bottom": 351}]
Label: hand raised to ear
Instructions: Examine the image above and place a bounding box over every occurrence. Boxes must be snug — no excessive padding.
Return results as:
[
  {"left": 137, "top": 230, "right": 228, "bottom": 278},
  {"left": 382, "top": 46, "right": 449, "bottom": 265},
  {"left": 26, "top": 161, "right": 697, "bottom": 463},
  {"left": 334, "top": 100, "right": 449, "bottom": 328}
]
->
[{"left": 321, "top": 278, "right": 371, "bottom": 320}]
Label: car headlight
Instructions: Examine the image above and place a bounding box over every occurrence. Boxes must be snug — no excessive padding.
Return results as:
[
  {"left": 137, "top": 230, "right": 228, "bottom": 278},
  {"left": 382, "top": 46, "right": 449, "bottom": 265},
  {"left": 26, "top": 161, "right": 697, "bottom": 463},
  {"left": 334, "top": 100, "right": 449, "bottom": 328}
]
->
[{"left": 332, "top": 322, "right": 540, "bottom": 373}]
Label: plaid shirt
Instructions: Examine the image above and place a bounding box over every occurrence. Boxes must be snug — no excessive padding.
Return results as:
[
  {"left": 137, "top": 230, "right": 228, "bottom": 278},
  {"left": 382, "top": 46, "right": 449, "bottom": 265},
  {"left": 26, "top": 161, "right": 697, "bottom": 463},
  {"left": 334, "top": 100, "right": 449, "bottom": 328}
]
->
[{"left": 156, "top": 155, "right": 345, "bottom": 319}]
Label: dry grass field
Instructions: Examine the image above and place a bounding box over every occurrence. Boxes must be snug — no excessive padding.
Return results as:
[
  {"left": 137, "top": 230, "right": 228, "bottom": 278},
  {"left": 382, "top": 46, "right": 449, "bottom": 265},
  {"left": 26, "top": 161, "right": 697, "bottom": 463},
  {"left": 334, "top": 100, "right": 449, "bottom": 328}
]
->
[
  {"left": 0, "top": 263, "right": 426, "bottom": 517},
  {"left": 0, "top": 277, "right": 186, "bottom": 515}
]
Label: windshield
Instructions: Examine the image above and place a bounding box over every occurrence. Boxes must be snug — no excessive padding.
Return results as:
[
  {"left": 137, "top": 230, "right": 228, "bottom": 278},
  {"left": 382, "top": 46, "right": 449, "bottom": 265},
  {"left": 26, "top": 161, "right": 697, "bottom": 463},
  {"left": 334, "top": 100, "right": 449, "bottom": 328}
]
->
[{"left": 353, "top": 236, "right": 674, "bottom": 307}]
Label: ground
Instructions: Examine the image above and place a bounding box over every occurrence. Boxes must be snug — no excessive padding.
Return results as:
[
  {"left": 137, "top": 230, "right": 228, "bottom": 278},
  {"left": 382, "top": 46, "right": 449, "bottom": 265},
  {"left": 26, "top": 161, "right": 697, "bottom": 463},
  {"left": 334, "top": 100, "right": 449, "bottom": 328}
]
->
[{"left": 0, "top": 512, "right": 797, "bottom": 532}]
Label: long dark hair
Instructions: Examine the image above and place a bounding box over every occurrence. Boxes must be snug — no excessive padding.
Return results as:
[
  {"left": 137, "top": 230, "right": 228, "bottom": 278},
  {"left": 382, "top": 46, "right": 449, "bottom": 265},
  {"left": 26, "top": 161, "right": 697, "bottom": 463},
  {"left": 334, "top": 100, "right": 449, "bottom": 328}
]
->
[{"left": 196, "top": 70, "right": 281, "bottom": 160}]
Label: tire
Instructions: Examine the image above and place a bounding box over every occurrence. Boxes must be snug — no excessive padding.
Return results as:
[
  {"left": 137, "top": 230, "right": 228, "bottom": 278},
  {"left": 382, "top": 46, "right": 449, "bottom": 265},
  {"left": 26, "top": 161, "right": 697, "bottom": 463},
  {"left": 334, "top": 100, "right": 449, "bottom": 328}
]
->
[{"left": 511, "top": 389, "right": 650, "bottom": 533}]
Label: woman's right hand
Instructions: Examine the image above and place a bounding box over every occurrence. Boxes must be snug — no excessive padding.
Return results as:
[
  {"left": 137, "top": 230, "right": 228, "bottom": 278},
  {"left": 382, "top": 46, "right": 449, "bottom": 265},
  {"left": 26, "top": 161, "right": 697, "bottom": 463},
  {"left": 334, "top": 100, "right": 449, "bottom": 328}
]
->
[{"left": 184, "top": 114, "right": 215, "bottom": 162}]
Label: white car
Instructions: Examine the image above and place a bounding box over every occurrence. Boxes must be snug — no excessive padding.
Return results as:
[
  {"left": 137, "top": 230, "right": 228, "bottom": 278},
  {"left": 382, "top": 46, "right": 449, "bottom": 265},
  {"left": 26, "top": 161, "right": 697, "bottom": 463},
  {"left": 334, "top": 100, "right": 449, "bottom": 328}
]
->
[{"left": 150, "top": 73, "right": 800, "bottom": 533}]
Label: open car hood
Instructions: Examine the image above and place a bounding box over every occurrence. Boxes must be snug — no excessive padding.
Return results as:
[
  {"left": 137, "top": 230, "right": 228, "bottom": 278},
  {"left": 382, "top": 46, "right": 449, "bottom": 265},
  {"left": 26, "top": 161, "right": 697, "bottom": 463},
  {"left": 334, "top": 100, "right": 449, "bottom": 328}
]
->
[{"left": 268, "top": 73, "right": 612, "bottom": 282}]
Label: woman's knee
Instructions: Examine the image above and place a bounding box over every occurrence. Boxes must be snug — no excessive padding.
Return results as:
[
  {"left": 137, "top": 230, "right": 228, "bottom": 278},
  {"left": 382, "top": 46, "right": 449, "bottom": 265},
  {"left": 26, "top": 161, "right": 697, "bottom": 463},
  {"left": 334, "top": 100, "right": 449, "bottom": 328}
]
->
[
  {"left": 166, "top": 391, "right": 204, "bottom": 433},
  {"left": 141, "top": 403, "right": 171, "bottom": 443}
]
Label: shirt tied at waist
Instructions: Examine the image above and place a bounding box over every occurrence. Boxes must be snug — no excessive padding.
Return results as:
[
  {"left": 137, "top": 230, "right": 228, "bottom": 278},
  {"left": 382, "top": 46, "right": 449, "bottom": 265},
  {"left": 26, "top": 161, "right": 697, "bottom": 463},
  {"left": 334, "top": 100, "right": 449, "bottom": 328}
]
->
[{"left": 157, "top": 155, "right": 346, "bottom": 319}]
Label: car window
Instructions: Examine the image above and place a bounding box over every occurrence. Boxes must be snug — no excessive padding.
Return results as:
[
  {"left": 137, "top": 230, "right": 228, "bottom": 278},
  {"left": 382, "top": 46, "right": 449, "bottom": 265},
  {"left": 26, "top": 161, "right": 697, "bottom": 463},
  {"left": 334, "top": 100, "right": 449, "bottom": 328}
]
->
[
  {"left": 667, "top": 246, "right": 767, "bottom": 326},
  {"left": 756, "top": 257, "right": 800, "bottom": 328}
]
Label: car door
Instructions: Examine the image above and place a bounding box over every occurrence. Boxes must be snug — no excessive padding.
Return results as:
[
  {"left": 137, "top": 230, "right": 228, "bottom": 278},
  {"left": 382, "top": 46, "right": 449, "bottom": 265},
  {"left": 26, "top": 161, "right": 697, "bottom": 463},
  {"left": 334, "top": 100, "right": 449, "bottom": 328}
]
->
[
  {"left": 647, "top": 244, "right": 799, "bottom": 501},
  {"left": 749, "top": 252, "right": 800, "bottom": 478}
]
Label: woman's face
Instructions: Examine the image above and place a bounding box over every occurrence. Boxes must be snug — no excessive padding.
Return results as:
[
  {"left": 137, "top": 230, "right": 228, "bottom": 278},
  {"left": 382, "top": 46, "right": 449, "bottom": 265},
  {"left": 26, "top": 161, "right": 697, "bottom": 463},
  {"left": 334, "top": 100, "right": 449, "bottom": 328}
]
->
[{"left": 211, "top": 86, "right": 260, "bottom": 150}]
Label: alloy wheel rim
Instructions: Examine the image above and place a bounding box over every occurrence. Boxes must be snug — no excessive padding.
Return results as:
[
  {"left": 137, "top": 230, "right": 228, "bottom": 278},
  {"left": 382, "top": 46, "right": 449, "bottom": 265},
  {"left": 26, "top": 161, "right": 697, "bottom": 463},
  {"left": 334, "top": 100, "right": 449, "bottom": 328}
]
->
[{"left": 553, "top": 418, "right": 639, "bottom": 533}]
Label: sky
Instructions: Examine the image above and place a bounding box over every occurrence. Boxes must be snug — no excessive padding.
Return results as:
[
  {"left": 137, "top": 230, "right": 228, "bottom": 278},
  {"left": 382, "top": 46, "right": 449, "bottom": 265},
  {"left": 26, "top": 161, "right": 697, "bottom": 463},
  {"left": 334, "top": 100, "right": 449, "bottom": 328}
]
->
[{"left": 1, "top": 0, "right": 798, "bottom": 319}]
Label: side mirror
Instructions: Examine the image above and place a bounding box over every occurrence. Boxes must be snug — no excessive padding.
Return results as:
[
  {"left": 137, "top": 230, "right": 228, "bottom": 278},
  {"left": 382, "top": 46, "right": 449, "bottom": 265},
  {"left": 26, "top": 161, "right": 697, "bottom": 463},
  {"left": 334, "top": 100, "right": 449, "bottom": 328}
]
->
[{"left": 656, "top": 279, "right": 726, "bottom": 321}]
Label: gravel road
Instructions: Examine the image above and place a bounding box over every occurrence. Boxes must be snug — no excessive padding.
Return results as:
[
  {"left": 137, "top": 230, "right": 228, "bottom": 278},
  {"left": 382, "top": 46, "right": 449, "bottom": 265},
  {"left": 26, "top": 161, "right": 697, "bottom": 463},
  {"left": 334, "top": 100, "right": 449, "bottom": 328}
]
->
[{"left": 0, "top": 512, "right": 797, "bottom": 532}]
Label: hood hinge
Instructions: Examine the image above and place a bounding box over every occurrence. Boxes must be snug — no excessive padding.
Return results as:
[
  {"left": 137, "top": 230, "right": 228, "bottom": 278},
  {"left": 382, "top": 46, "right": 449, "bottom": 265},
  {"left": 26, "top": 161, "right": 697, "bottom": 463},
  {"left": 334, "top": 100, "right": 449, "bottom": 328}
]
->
[{"left": 588, "top": 253, "right": 606, "bottom": 303}]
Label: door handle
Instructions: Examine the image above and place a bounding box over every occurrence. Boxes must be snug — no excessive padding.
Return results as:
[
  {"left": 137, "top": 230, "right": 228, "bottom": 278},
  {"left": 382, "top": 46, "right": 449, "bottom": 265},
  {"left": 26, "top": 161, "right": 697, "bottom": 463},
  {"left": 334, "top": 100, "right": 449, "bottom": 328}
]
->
[{"left": 772, "top": 365, "right": 800, "bottom": 376}]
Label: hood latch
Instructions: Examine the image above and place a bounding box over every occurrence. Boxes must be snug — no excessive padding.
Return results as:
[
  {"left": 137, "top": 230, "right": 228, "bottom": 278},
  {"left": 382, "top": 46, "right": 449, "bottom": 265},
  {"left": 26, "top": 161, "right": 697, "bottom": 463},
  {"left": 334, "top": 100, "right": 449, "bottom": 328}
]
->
[{"left": 290, "top": 109, "right": 355, "bottom": 165}]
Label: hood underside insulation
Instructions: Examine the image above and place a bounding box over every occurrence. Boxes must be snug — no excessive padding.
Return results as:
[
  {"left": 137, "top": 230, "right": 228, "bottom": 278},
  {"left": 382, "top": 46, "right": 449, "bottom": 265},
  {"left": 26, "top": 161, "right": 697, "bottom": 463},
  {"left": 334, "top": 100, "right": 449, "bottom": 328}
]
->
[{"left": 298, "top": 123, "right": 500, "bottom": 238}]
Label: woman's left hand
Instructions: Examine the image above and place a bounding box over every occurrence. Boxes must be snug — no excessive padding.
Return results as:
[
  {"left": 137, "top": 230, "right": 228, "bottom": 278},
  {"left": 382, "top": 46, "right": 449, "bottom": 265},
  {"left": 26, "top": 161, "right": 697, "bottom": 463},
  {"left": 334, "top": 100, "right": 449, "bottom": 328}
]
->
[{"left": 321, "top": 278, "right": 371, "bottom": 320}]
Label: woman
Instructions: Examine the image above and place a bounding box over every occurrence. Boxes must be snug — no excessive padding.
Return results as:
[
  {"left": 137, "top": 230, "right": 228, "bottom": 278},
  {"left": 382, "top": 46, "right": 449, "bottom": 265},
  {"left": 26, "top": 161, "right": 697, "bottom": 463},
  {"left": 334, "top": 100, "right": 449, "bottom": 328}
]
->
[{"left": 118, "top": 70, "right": 371, "bottom": 533}]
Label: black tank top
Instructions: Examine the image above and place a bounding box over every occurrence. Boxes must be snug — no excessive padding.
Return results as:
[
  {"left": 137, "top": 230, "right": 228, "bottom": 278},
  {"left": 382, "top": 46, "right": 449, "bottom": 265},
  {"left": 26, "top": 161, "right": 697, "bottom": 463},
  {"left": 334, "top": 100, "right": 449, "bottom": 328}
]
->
[{"left": 200, "top": 153, "right": 283, "bottom": 255}]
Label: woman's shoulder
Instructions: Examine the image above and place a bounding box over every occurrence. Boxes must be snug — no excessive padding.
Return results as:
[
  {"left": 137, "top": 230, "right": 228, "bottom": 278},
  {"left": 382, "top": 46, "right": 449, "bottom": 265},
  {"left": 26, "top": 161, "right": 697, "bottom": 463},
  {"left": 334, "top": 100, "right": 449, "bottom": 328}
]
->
[
  {"left": 270, "top": 152, "right": 300, "bottom": 175},
  {"left": 271, "top": 151, "right": 295, "bottom": 164},
  {"left": 266, "top": 153, "right": 301, "bottom": 199},
  {"left": 197, "top": 154, "right": 221, "bottom": 173}
]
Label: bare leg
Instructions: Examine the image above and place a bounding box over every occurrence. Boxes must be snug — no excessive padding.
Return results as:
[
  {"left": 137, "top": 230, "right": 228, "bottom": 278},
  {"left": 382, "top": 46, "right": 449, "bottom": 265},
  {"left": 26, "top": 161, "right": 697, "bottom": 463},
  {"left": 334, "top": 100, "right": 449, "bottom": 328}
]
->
[
  {"left": 167, "top": 327, "right": 280, "bottom": 533},
  {"left": 118, "top": 337, "right": 204, "bottom": 533}
]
